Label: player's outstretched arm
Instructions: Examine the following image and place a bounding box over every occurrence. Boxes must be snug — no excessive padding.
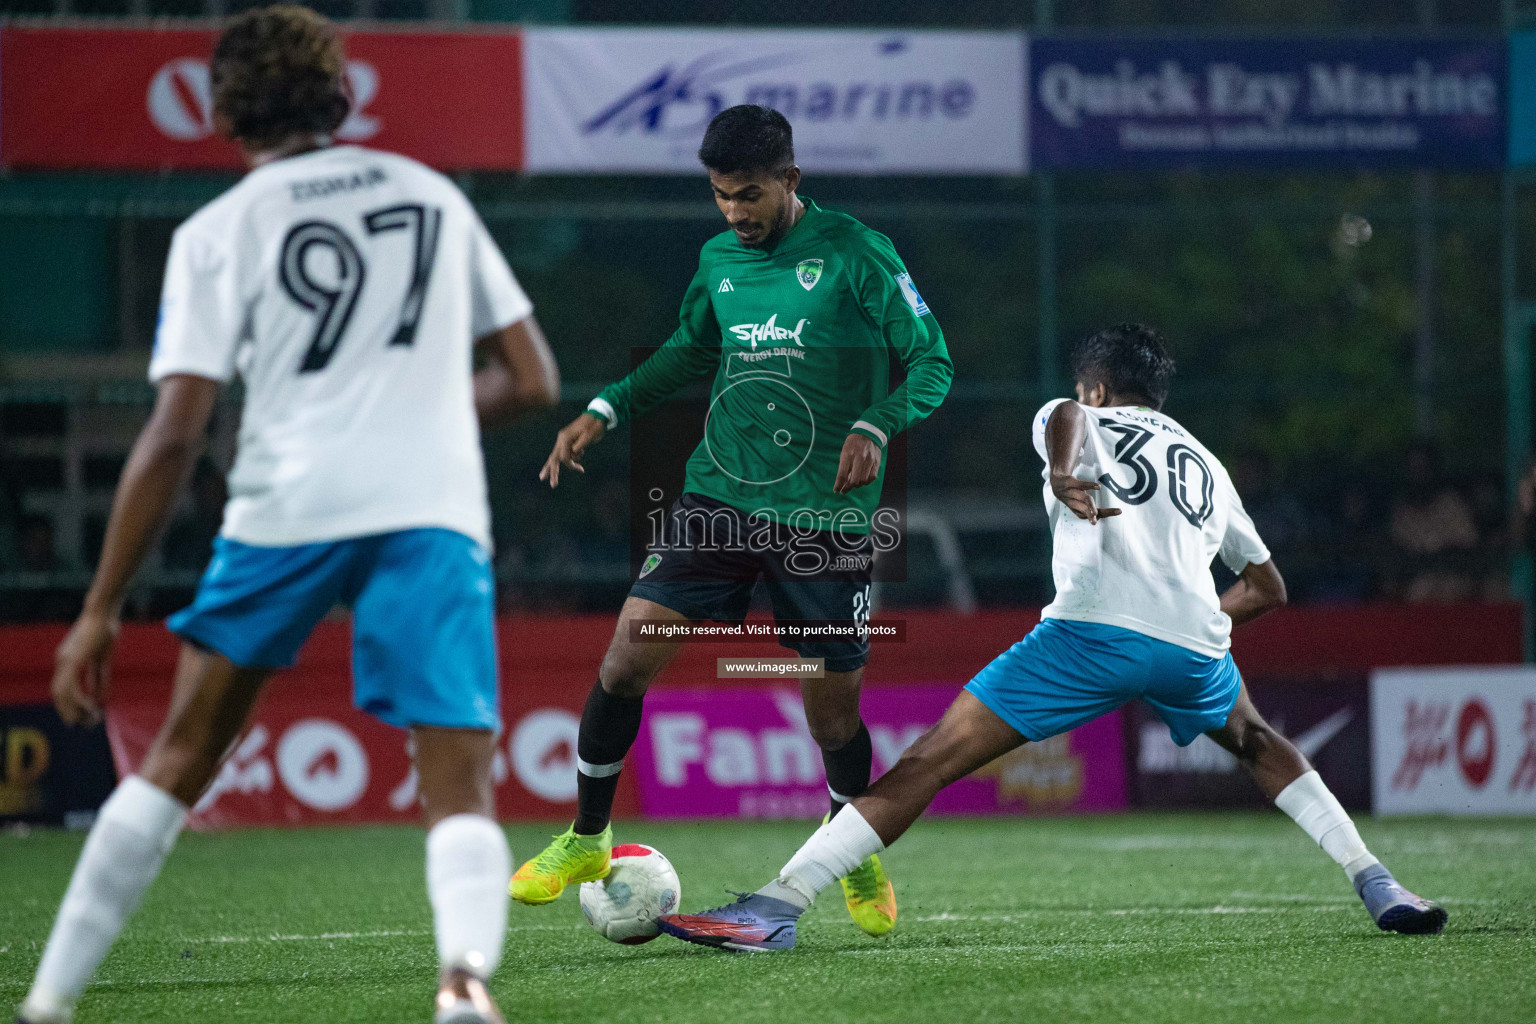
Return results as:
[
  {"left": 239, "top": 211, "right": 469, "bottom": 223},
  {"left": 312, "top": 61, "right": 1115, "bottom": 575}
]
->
[
  {"left": 540, "top": 411, "right": 607, "bottom": 489},
  {"left": 52, "top": 374, "right": 219, "bottom": 727},
  {"left": 1045, "top": 400, "right": 1120, "bottom": 525},
  {"left": 1219, "top": 557, "right": 1288, "bottom": 628},
  {"left": 474, "top": 315, "right": 560, "bottom": 428}
]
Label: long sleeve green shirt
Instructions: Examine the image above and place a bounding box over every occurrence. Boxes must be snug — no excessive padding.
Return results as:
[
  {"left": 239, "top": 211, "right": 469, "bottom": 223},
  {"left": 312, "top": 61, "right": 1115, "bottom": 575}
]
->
[{"left": 592, "top": 198, "right": 953, "bottom": 533}]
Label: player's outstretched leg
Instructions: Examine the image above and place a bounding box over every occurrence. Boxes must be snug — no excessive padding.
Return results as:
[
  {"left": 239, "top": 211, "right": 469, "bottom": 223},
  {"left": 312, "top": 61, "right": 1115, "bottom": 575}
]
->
[
  {"left": 804, "top": 669, "right": 895, "bottom": 937},
  {"left": 659, "top": 692, "right": 1022, "bottom": 952},
  {"left": 1207, "top": 686, "right": 1447, "bottom": 935},
  {"left": 18, "top": 647, "right": 267, "bottom": 1024},
  {"left": 512, "top": 599, "right": 684, "bottom": 905},
  {"left": 417, "top": 728, "right": 511, "bottom": 1024}
]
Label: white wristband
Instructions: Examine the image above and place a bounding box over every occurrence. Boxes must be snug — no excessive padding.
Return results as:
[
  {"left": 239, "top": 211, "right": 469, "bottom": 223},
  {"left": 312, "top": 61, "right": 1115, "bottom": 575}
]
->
[
  {"left": 586, "top": 397, "right": 618, "bottom": 429},
  {"left": 851, "top": 420, "right": 888, "bottom": 447}
]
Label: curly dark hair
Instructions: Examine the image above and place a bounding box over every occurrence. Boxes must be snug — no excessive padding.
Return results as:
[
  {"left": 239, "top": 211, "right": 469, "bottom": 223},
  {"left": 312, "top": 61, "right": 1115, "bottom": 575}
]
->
[
  {"left": 211, "top": 5, "right": 349, "bottom": 148},
  {"left": 697, "top": 105, "right": 795, "bottom": 176},
  {"left": 1072, "top": 323, "right": 1176, "bottom": 409}
]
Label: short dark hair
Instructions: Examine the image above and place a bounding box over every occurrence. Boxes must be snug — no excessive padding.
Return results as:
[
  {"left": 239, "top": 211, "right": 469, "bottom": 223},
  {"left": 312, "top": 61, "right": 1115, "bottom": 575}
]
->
[
  {"left": 1072, "top": 323, "right": 1176, "bottom": 409},
  {"left": 698, "top": 105, "right": 795, "bottom": 176},
  {"left": 212, "top": 5, "right": 349, "bottom": 148}
]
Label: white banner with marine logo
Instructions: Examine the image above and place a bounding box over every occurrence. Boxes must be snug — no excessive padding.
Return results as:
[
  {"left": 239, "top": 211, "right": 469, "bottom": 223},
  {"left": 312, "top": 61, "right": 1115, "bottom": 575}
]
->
[
  {"left": 523, "top": 27, "right": 1028, "bottom": 175},
  {"left": 1370, "top": 666, "right": 1536, "bottom": 816}
]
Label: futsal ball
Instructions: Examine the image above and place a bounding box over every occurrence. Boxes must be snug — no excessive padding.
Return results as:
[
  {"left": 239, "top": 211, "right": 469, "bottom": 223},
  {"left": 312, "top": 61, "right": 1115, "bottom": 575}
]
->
[{"left": 579, "top": 843, "right": 682, "bottom": 945}]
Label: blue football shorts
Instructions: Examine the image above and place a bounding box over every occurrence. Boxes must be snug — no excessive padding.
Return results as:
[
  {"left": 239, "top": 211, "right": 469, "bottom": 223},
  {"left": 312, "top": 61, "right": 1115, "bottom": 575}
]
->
[
  {"left": 167, "top": 527, "right": 498, "bottom": 731},
  {"left": 964, "top": 617, "right": 1242, "bottom": 746}
]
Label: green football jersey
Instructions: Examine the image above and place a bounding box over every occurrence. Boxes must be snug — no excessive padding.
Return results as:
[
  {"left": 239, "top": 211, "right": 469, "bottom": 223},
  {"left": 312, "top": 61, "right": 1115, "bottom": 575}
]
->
[{"left": 591, "top": 198, "right": 953, "bottom": 533}]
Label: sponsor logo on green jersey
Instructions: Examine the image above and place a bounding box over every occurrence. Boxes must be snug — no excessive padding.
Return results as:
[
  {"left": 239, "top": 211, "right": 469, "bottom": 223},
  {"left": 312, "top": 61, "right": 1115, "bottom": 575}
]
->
[
  {"left": 728, "top": 313, "right": 810, "bottom": 349},
  {"left": 796, "top": 258, "right": 824, "bottom": 290}
]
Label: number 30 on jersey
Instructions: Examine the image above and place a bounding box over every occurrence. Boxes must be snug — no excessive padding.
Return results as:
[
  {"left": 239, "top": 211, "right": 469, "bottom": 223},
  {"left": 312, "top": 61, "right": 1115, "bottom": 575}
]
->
[{"left": 1097, "top": 420, "right": 1215, "bottom": 527}]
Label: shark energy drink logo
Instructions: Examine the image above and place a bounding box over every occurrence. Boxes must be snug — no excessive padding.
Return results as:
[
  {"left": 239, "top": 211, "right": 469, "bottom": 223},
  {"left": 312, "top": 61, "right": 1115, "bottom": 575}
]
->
[{"left": 728, "top": 314, "right": 810, "bottom": 350}]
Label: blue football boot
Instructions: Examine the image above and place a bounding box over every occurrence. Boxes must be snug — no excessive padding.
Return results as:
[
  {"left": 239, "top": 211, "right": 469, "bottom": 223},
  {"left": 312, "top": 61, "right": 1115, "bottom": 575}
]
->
[
  {"left": 1354, "top": 863, "right": 1448, "bottom": 935},
  {"left": 657, "top": 891, "right": 803, "bottom": 952}
]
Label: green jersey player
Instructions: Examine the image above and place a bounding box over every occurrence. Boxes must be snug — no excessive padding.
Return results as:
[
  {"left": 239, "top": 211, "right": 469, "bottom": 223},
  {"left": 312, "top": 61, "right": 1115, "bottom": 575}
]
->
[{"left": 512, "top": 106, "right": 953, "bottom": 939}]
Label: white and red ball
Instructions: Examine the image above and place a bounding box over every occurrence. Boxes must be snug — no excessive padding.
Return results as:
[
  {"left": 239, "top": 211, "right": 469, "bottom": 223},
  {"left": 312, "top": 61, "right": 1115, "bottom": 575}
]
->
[{"left": 579, "top": 843, "right": 682, "bottom": 944}]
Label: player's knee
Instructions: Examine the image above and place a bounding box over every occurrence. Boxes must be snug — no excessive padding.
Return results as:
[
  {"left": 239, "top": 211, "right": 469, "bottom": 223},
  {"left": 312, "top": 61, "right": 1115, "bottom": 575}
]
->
[
  {"left": 597, "top": 649, "right": 654, "bottom": 697},
  {"left": 807, "top": 713, "right": 860, "bottom": 752},
  {"left": 1227, "top": 715, "right": 1285, "bottom": 766}
]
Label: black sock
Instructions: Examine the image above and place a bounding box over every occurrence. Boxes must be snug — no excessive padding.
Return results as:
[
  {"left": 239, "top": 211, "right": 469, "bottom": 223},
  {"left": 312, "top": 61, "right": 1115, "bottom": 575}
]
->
[
  {"left": 823, "top": 721, "right": 873, "bottom": 820},
  {"left": 574, "top": 680, "right": 645, "bottom": 835}
]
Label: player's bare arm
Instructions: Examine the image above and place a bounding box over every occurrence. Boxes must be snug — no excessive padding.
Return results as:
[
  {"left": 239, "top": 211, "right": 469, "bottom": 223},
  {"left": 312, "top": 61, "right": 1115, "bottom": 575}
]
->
[
  {"left": 832, "top": 433, "right": 882, "bottom": 494},
  {"left": 1045, "top": 399, "right": 1120, "bottom": 525},
  {"left": 540, "top": 411, "right": 608, "bottom": 488},
  {"left": 475, "top": 315, "right": 560, "bottom": 428},
  {"left": 1219, "top": 557, "right": 1288, "bottom": 627},
  {"left": 52, "top": 374, "right": 220, "bottom": 727}
]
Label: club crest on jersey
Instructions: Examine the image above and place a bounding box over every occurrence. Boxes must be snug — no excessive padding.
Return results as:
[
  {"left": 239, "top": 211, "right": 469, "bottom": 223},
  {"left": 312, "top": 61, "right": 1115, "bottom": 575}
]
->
[
  {"left": 639, "top": 554, "right": 662, "bottom": 578},
  {"left": 795, "top": 259, "right": 824, "bottom": 291}
]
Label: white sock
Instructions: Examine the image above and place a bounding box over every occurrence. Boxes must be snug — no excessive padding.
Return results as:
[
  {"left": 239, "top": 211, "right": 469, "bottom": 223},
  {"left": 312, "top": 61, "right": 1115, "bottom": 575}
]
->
[
  {"left": 21, "top": 777, "right": 187, "bottom": 1023},
  {"left": 1274, "top": 770, "right": 1380, "bottom": 881},
  {"left": 426, "top": 814, "right": 510, "bottom": 978},
  {"left": 768, "top": 804, "right": 885, "bottom": 908}
]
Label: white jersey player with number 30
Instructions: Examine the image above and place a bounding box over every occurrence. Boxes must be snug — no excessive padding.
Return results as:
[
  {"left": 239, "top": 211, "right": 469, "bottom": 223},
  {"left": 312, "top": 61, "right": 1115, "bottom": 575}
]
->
[
  {"left": 22, "top": 11, "right": 557, "bottom": 1024},
  {"left": 1032, "top": 397, "right": 1270, "bottom": 658},
  {"left": 669, "top": 323, "right": 1448, "bottom": 956}
]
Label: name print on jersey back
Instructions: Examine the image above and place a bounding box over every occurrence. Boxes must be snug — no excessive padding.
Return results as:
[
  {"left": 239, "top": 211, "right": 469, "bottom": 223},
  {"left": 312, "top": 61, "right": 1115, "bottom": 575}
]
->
[{"left": 1032, "top": 399, "right": 1271, "bottom": 659}]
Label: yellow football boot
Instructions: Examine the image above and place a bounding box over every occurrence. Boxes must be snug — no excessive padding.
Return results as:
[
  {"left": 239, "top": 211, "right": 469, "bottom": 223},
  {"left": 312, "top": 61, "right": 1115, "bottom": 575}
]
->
[
  {"left": 828, "top": 813, "right": 897, "bottom": 936},
  {"left": 509, "top": 825, "right": 612, "bottom": 905}
]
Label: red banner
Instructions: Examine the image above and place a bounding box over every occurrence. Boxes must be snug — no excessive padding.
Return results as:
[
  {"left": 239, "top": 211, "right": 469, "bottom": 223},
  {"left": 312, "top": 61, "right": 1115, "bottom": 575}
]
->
[{"left": 0, "top": 25, "right": 523, "bottom": 171}]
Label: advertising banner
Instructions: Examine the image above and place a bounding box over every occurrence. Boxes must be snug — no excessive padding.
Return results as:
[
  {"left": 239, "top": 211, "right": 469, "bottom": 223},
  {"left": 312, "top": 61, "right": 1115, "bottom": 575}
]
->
[
  {"left": 0, "top": 26, "right": 523, "bottom": 171},
  {"left": 1130, "top": 674, "right": 1370, "bottom": 811},
  {"left": 107, "top": 691, "right": 593, "bottom": 829},
  {"left": 1371, "top": 666, "right": 1536, "bottom": 816},
  {"left": 0, "top": 705, "right": 116, "bottom": 826},
  {"left": 632, "top": 685, "right": 1125, "bottom": 818},
  {"left": 523, "top": 28, "right": 1027, "bottom": 175},
  {"left": 1030, "top": 37, "right": 1504, "bottom": 169}
]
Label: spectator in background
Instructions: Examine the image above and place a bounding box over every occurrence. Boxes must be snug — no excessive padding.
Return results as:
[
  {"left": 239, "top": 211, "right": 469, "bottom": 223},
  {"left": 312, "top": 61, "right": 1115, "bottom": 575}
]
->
[
  {"left": 1388, "top": 442, "right": 1479, "bottom": 602},
  {"left": 1231, "top": 450, "right": 1311, "bottom": 556},
  {"left": 161, "top": 458, "right": 227, "bottom": 572},
  {"left": 9, "top": 514, "right": 78, "bottom": 622},
  {"left": 17, "top": 514, "right": 57, "bottom": 573},
  {"left": 1468, "top": 473, "right": 1511, "bottom": 601},
  {"left": 1307, "top": 480, "right": 1387, "bottom": 603},
  {"left": 0, "top": 422, "right": 21, "bottom": 572}
]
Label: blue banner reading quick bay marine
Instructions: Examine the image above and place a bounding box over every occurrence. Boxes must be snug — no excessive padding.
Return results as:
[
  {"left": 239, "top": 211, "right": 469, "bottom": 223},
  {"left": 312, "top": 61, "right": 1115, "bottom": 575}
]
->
[{"left": 1030, "top": 37, "right": 1505, "bottom": 170}]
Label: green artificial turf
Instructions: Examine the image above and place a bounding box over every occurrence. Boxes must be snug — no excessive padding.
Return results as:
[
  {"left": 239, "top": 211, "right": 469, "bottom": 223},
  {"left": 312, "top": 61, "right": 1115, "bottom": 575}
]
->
[{"left": 2, "top": 815, "right": 1532, "bottom": 1023}]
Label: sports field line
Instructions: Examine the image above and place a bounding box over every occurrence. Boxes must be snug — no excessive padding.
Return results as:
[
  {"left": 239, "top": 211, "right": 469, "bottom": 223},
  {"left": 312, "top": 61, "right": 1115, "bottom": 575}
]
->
[
  {"left": 1069, "top": 833, "right": 1536, "bottom": 853},
  {"left": 173, "top": 903, "right": 1370, "bottom": 946},
  {"left": 908, "top": 904, "right": 1357, "bottom": 924},
  {"left": 181, "top": 922, "right": 579, "bottom": 945},
  {"left": 1226, "top": 891, "right": 1501, "bottom": 905}
]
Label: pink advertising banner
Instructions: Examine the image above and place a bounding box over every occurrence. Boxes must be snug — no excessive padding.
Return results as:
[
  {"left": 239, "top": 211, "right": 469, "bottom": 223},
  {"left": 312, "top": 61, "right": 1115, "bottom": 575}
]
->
[{"left": 631, "top": 685, "right": 1126, "bottom": 819}]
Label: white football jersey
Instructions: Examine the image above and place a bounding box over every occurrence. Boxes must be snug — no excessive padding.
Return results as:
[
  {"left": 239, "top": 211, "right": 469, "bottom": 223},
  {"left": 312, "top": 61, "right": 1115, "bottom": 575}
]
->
[
  {"left": 150, "top": 146, "right": 533, "bottom": 549},
  {"left": 1032, "top": 399, "right": 1271, "bottom": 658}
]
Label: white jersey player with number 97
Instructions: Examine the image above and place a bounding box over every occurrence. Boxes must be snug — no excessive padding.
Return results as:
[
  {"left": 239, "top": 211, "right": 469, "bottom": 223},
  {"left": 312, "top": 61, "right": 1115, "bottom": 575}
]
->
[{"left": 21, "top": 8, "right": 553, "bottom": 1024}]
